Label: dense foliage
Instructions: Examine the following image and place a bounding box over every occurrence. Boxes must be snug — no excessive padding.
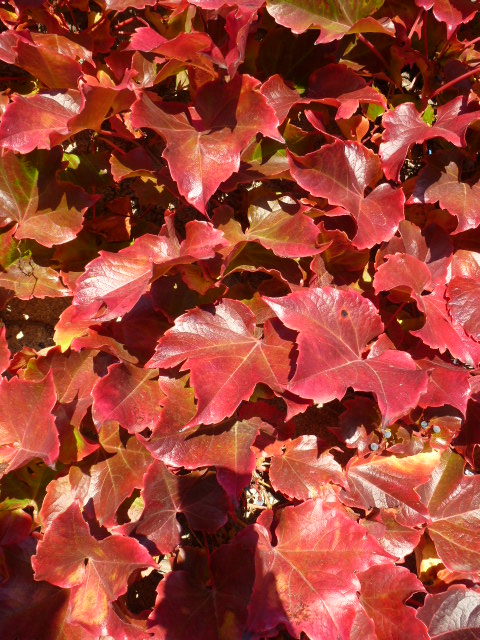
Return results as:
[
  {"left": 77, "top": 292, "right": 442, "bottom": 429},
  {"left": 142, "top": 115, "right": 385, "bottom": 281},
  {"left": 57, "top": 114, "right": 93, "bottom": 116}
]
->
[{"left": 1, "top": 0, "right": 480, "bottom": 638}]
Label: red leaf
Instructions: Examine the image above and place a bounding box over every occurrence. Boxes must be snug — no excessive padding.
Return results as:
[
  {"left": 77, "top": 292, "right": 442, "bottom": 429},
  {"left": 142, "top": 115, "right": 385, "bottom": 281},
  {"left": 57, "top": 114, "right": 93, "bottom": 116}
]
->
[
  {"left": 147, "top": 301, "right": 293, "bottom": 426},
  {"left": 32, "top": 501, "right": 156, "bottom": 629},
  {"left": 419, "top": 449, "right": 480, "bottom": 571},
  {"left": 268, "top": 435, "right": 345, "bottom": 501},
  {"left": 0, "top": 91, "right": 81, "bottom": 153},
  {"left": 0, "top": 373, "right": 59, "bottom": 477},
  {"left": 417, "top": 585, "right": 480, "bottom": 638},
  {"left": 265, "top": 287, "right": 428, "bottom": 425},
  {"left": 149, "top": 537, "right": 255, "bottom": 640},
  {"left": 247, "top": 500, "right": 392, "bottom": 639},
  {"left": 447, "top": 251, "right": 480, "bottom": 341},
  {"left": 358, "top": 565, "right": 428, "bottom": 640},
  {"left": 89, "top": 425, "right": 152, "bottom": 528},
  {"left": 362, "top": 509, "right": 422, "bottom": 561},
  {"left": 380, "top": 98, "right": 480, "bottom": 181},
  {"left": 265, "top": 0, "right": 387, "bottom": 43},
  {"left": 0, "top": 325, "right": 10, "bottom": 374},
  {"left": 15, "top": 37, "right": 83, "bottom": 89},
  {"left": 415, "top": 0, "right": 477, "bottom": 32},
  {"left": 134, "top": 461, "right": 228, "bottom": 554},
  {"left": 288, "top": 141, "right": 404, "bottom": 249},
  {"left": 131, "top": 75, "right": 281, "bottom": 213},
  {"left": 345, "top": 451, "right": 441, "bottom": 526},
  {"left": 92, "top": 363, "right": 164, "bottom": 434},
  {"left": 416, "top": 357, "right": 471, "bottom": 415}
]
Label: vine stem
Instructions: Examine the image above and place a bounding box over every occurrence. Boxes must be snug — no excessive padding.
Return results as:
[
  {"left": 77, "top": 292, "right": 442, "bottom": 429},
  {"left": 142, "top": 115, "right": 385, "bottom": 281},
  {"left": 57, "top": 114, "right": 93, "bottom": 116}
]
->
[
  {"left": 383, "top": 302, "right": 407, "bottom": 333},
  {"left": 429, "top": 63, "right": 480, "bottom": 99},
  {"left": 357, "top": 33, "right": 389, "bottom": 70},
  {"left": 408, "top": 7, "right": 424, "bottom": 41}
]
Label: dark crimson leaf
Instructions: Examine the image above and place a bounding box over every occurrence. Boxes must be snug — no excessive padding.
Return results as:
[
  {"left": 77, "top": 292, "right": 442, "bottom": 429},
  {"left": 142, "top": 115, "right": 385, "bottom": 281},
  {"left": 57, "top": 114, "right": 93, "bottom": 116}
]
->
[
  {"left": 89, "top": 425, "right": 152, "bottom": 528},
  {"left": 147, "top": 301, "right": 293, "bottom": 426},
  {"left": 0, "top": 374, "right": 59, "bottom": 477},
  {"left": 418, "top": 449, "right": 480, "bottom": 571},
  {"left": 358, "top": 565, "right": 428, "bottom": 640},
  {"left": 265, "top": 0, "right": 386, "bottom": 43},
  {"left": 265, "top": 287, "right": 428, "bottom": 425},
  {"left": 380, "top": 98, "right": 480, "bottom": 181},
  {"left": 288, "top": 141, "right": 404, "bottom": 249},
  {"left": 0, "top": 149, "right": 96, "bottom": 247},
  {"left": 345, "top": 450, "right": 440, "bottom": 526},
  {"left": 131, "top": 75, "right": 281, "bottom": 213},
  {"left": 32, "top": 501, "right": 156, "bottom": 629},
  {"left": 247, "top": 499, "right": 392, "bottom": 639},
  {"left": 416, "top": 585, "right": 480, "bottom": 639},
  {"left": 149, "top": 537, "right": 255, "bottom": 640},
  {"left": 134, "top": 461, "right": 228, "bottom": 554},
  {"left": 0, "top": 90, "right": 81, "bottom": 153},
  {"left": 92, "top": 362, "right": 164, "bottom": 434},
  {"left": 268, "top": 435, "right": 345, "bottom": 501}
]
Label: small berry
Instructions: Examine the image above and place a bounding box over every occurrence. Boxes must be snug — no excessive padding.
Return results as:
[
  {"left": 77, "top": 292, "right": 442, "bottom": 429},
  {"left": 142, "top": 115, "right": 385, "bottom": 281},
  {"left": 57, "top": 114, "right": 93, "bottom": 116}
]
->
[
  {"left": 432, "top": 425, "right": 441, "bottom": 434},
  {"left": 370, "top": 443, "right": 379, "bottom": 451},
  {"left": 420, "top": 421, "right": 429, "bottom": 429},
  {"left": 384, "top": 429, "right": 392, "bottom": 439}
]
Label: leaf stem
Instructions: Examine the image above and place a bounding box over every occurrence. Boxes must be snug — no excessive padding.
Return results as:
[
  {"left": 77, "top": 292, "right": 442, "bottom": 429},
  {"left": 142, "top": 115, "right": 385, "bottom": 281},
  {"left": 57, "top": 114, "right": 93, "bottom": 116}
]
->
[
  {"left": 408, "top": 7, "right": 424, "bottom": 41},
  {"left": 429, "top": 64, "right": 480, "bottom": 99},
  {"left": 357, "top": 33, "right": 389, "bottom": 70}
]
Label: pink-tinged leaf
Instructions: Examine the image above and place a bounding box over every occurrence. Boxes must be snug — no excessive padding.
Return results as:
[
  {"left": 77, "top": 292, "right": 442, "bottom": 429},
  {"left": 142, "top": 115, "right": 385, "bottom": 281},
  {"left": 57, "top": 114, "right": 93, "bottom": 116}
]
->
[
  {"left": 447, "top": 253, "right": 480, "bottom": 342},
  {"left": 0, "top": 373, "right": 59, "bottom": 477},
  {"left": 92, "top": 363, "right": 164, "bottom": 434},
  {"left": 32, "top": 502, "right": 156, "bottom": 629},
  {"left": 131, "top": 74, "right": 281, "bottom": 213},
  {"left": 418, "top": 449, "right": 480, "bottom": 571},
  {"left": 127, "top": 26, "right": 167, "bottom": 51},
  {"left": 15, "top": 38, "right": 83, "bottom": 89},
  {"left": 265, "top": 287, "right": 428, "bottom": 425},
  {"left": 373, "top": 253, "right": 432, "bottom": 296},
  {"left": 415, "top": 0, "right": 477, "bottom": 32},
  {"left": 416, "top": 357, "right": 471, "bottom": 415},
  {"left": 380, "top": 98, "right": 480, "bottom": 181},
  {"left": 147, "top": 302, "right": 293, "bottom": 426},
  {"left": 0, "top": 90, "right": 81, "bottom": 153},
  {"left": 0, "top": 149, "right": 96, "bottom": 246},
  {"left": 246, "top": 196, "right": 322, "bottom": 258},
  {"left": 265, "top": 0, "right": 386, "bottom": 43},
  {"left": 358, "top": 565, "right": 428, "bottom": 640},
  {"left": 260, "top": 74, "right": 300, "bottom": 124},
  {"left": 134, "top": 461, "right": 228, "bottom": 554},
  {"left": 345, "top": 451, "right": 441, "bottom": 526},
  {"left": 268, "top": 436, "right": 345, "bottom": 501},
  {"left": 73, "top": 219, "right": 227, "bottom": 322},
  {"left": 89, "top": 426, "right": 151, "bottom": 529},
  {"left": 362, "top": 509, "right": 422, "bottom": 561},
  {"left": 0, "top": 325, "right": 10, "bottom": 374},
  {"left": 288, "top": 141, "right": 404, "bottom": 249},
  {"left": 410, "top": 160, "right": 480, "bottom": 234},
  {"left": 104, "top": 0, "right": 157, "bottom": 11},
  {"left": 149, "top": 537, "right": 255, "bottom": 640},
  {"left": 247, "top": 499, "right": 392, "bottom": 640},
  {"left": 417, "top": 585, "right": 480, "bottom": 638}
]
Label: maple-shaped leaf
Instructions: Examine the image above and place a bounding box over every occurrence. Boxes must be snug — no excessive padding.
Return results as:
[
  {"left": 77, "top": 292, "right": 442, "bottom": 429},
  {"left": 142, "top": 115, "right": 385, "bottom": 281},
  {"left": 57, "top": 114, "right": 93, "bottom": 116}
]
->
[
  {"left": 147, "top": 301, "right": 293, "bottom": 426},
  {"left": 373, "top": 253, "right": 433, "bottom": 296},
  {"left": 247, "top": 499, "right": 392, "bottom": 639},
  {"left": 265, "top": 0, "right": 386, "bottom": 43},
  {"left": 268, "top": 435, "right": 345, "bottom": 501},
  {"left": 416, "top": 585, "right": 480, "bottom": 638},
  {"left": 89, "top": 425, "right": 152, "bottom": 529},
  {"left": 145, "top": 377, "right": 260, "bottom": 499},
  {"left": 358, "top": 565, "right": 428, "bottom": 640},
  {"left": 418, "top": 449, "right": 480, "bottom": 571},
  {"left": 149, "top": 537, "right": 255, "bottom": 640},
  {"left": 131, "top": 74, "right": 280, "bottom": 213},
  {"left": 410, "top": 160, "right": 480, "bottom": 234},
  {"left": 0, "top": 373, "right": 59, "bottom": 477},
  {"left": 416, "top": 356, "right": 471, "bottom": 415},
  {"left": 379, "top": 98, "right": 480, "bottom": 181},
  {"left": 245, "top": 195, "right": 322, "bottom": 258},
  {"left": 447, "top": 250, "right": 480, "bottom": 342},
  {"left": 73, "top": 218, "right": 227, "bottom": 322},
  {"left": 15, "top": 36, "right": 83, "bottom": 89},
  {"left": 0, "top": 90, "right": 81, "bottom": 153},
  {"left": 265, "top": 287, "right": 428, "bottom": 425},
  {"left": 288, "top": 141, "right": 405, "bottom": 249},
  {"left": 345, "top": 451, "right": 441, "bottom": 526},
  {"left": 133, "top": 461, "right": 228, "bottom": 554},
  {"left": 415, "top": 0, "right": 477, "bottom": 32},
  {"left": 92, "top": 363, "right": 164, "bottom": 434},
  {"left": 0, "top": 149, "right": 96, "bottom": 247},
  {"left": 32, "top": 501, "right": 156, "bottom": 629},
  {"left": 362, "top": 509, "right": 422, "bottom": 561}
]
